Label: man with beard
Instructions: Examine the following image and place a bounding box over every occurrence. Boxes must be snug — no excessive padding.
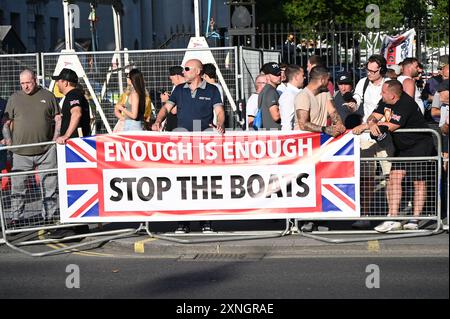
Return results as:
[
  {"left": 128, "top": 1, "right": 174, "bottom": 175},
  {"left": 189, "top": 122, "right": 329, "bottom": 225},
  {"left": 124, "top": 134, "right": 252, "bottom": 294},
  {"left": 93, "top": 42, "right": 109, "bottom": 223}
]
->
[
  {"left": 397, "top": 57, "right": 425, "bottom": 114},
  {"left": 294, "top": 66, "right": 346, "bottom": 232}
]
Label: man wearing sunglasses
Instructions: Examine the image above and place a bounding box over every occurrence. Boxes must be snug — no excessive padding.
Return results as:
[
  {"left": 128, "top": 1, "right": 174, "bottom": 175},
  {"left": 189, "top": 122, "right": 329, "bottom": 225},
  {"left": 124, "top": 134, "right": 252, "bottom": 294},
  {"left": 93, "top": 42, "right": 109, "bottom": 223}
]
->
[
  {"left": 152, "top": 59, "right": 224, "bottom": 134},
  {"left": 152, "top": 59, "right": 225, "bottom": 234}
]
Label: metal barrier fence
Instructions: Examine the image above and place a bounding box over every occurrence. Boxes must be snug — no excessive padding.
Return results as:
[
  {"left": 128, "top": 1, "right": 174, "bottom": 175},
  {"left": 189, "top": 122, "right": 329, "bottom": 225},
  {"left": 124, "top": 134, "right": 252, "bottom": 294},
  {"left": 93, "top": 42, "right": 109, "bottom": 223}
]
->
[
  {"left": 41, "top": 47, "right": 240, "bottom": 133},
  {"left": 0, "top": 53, "right": 40, "bottom": 101},
  {"left": 253, "top": 23, "right": 449, "bottom": 86},
  {"left": 239, "top": 47, "right": 281, "bottom": 100},
  {"left": 296, "top": 128, "right": 444, "bottom": 243},
  {"left": 0, "top": 129, "right": 446, "bottom": 252},
  {"left": 0, "top": 142, "right": 138, "bottom": 257}
]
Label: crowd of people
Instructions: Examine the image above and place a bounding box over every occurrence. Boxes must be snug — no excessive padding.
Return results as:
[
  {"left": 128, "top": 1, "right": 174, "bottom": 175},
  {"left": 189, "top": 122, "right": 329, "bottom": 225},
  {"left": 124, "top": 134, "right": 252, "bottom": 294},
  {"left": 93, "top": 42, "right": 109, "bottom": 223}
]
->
[
  {"left": 0, "top": 52, "right": 448, "bottom": 237},
  {"left": 245, "top": 54, "right": 448, "bottom": 233}
]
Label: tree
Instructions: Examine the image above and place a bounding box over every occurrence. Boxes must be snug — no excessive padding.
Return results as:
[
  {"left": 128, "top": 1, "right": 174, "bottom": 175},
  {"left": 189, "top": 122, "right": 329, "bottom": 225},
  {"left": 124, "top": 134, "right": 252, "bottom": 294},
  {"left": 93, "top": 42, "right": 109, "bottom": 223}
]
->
[{"left": 282, "top": 0, "right": 447, "bottom": 30}]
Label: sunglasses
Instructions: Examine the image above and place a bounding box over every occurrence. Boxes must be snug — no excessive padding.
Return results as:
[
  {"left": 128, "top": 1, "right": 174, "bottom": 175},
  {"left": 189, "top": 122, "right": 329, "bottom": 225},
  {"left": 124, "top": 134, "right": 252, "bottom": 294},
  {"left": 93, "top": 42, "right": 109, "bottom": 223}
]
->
[
  {"left": 367, "top": 68, "right": 380, "bottom": 75},
  {"left": 183, "top": 66, "right": 194, "bottom": 72}
]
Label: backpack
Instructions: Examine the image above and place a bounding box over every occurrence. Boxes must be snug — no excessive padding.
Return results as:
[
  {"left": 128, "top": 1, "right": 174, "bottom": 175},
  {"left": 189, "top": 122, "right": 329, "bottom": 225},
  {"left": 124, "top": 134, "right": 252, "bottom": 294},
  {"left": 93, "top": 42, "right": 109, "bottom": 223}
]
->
[{"left": 252, "top": 108, "right": 263, "bottom": 130}]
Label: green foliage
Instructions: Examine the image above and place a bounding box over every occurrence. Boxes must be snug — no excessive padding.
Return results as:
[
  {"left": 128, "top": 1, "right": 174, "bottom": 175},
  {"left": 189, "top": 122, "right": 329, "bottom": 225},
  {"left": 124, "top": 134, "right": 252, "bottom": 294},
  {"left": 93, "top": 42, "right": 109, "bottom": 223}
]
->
[{"left": 282, "top": 0, "right": 447, "bottom": 30}]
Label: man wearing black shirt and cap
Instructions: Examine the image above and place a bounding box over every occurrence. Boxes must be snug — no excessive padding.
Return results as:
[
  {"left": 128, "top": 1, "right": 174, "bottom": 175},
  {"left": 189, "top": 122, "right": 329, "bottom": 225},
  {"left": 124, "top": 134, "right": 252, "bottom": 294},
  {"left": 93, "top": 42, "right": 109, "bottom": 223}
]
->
[
  {"left": 48, "top": 68, "right": 91, "bottom": 238},
  {"left": 365, "top": 80, "right": 436, "bottom": 232},
  {"left": 53, "top": 68, "right": 91, "bottom": 144}
]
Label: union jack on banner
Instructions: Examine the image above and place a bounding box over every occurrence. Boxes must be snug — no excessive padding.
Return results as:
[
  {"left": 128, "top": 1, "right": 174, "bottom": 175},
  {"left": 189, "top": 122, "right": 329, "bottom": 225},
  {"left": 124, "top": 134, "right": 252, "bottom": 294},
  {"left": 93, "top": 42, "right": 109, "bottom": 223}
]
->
[
  {"left": 59, "top": 137, "right": 99, "bottom": 221},
  {"left": 57, "top": 131, "right": 360, "bottom": 222},
  {"left": 317, "top": 132, "right": 359, "bottom": 215}
]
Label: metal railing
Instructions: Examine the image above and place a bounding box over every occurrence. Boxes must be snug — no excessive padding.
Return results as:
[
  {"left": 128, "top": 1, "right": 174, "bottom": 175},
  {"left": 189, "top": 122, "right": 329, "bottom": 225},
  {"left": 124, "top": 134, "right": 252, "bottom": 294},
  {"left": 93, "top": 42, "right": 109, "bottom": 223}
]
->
[
  {"left": 0, "top": 142, "right": 138, "bottom": 257},
  {"left": 295, "top": 128, "right": 444, "bottom": 243}
]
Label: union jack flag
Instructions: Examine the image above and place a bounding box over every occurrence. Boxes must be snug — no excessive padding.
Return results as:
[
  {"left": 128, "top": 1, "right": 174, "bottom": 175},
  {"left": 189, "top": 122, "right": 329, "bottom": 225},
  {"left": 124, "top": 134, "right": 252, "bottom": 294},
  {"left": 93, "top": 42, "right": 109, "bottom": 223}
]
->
[
  {"left": 317, "top": 132, "right": 359, "bottom": 215},
  {"left": 60, "top": 136, "right": 99, "bottom": 222},
  {"left": 57, "top": 131, "right": 360, "bottom": 222}
]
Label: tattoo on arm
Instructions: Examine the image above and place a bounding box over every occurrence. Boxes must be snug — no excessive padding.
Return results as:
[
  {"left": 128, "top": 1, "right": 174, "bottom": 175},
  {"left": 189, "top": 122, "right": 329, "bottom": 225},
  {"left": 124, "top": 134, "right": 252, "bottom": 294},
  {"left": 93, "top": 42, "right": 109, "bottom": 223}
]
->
[
  {"left": 329, "top": 110, "right": 343, "bottom": 126},
  {"left": 296, "top": 109, "right": 322, "bottom": 132}
]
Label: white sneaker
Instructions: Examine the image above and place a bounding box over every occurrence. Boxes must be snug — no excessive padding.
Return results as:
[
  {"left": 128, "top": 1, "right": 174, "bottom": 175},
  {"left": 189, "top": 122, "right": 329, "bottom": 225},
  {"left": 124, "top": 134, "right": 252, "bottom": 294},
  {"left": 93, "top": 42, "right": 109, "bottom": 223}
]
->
[
  {"left": 403, "top": 221, "right": 419, "bottom": 230},
  {"left": 374, "top": 221, "right": 402, "bottom": 233}
]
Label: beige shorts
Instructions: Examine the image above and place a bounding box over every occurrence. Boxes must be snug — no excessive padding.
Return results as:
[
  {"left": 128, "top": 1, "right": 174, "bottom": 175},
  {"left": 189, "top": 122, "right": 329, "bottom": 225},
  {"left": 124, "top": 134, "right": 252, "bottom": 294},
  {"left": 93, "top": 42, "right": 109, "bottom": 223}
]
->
[{"left": 360, "top": 139, "right": 394, "bottom": 176}]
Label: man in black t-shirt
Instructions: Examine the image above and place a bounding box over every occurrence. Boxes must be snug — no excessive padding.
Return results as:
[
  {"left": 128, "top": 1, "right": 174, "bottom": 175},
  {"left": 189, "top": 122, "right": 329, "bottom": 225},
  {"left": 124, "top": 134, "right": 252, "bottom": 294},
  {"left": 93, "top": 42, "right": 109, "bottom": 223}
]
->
[
  {"left": 364, "top": 80, "right": 436, "bottom": 233},
  {"left": 50, "top": 68, "right": 91, "bottom": 238},
  {"left": 53, "top": 68, "right": 91, "bottom": 143}
]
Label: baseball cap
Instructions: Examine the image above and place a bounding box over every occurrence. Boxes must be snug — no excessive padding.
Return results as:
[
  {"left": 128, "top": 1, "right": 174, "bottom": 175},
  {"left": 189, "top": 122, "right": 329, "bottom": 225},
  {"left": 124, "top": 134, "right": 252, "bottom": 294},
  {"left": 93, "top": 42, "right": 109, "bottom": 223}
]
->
[
  {"left": 369, "top": 125, "right": 392, "bottom": 148},
  {"left": 169, "top": 66, "right": 184, "bottom": 77},
  {"left": 261, "top": 62, "right": 282, "bottom": 76},
  {"left": 52, "top": 68, "right": 78, "bottom": 84},
  {"left": 337, "top": 73, "right": 353, "bottom": 85},
  {"left": 437, "top": 79, "right": 449, "bottom": 92}
]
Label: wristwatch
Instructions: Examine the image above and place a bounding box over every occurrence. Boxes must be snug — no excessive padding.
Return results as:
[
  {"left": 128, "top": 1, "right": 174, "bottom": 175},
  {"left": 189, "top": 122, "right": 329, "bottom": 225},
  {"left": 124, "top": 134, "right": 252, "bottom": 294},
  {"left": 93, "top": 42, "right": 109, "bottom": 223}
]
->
[{"left": 321, "top": 126, "right": 326, "bottom": 133}]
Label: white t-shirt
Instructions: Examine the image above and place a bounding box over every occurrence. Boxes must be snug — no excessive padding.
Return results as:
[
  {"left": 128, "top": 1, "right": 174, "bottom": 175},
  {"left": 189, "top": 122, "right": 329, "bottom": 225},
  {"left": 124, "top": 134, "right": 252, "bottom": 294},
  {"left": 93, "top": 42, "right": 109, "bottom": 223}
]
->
[
  {"left": 353, "top": 77, "right": 386, "bottom": 123},
  {"left": 353, "top": 77, "right": 386, "bottom": 142},
  {"left": 246, "top": 93, "right": 259, "bottom": 130},
  {"left": 439, "top": 104, "right": 449, "bottom": 127},
  {"left": 279, "top": 83, "right": 301, "bottom": 131},
  {"left": 213, "top": 83, "right": 224, "bottom": 102},
  {"left": 277, "top": 83, "right": 287, "bottom": 95},
  {"left": 397, "top": 75, "right": 425, "bottom": 114}
]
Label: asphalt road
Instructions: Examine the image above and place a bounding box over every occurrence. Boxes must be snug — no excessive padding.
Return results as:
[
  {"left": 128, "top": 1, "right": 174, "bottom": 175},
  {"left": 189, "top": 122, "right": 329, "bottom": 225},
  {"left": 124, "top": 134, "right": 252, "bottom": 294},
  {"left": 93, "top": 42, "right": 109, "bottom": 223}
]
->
[{"left": 0, "top": 252, "right": 447, "bottom": 300}]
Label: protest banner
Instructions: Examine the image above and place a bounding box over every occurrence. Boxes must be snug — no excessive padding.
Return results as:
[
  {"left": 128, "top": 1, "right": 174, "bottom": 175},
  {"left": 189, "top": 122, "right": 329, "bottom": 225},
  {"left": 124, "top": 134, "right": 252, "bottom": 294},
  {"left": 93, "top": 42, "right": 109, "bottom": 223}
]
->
[
  {"left": 381, "top": 28, "right": 416, "bottom": 66},
  {"left": 57, "top": 131, "right": 360, "bottom": 222}
]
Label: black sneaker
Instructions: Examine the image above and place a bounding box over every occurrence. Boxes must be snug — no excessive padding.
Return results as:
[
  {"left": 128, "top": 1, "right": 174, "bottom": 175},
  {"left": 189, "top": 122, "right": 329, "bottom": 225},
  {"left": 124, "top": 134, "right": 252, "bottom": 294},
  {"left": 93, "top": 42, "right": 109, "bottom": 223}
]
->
[
  {"left": 200, "top": 221, "right": 214, "bottom": 234},
  {"left": 352, "top": 220, "right": 371, "bottom": 230},
  {"left": 175, "top": 223, "right": 190, "bottom": 234}
]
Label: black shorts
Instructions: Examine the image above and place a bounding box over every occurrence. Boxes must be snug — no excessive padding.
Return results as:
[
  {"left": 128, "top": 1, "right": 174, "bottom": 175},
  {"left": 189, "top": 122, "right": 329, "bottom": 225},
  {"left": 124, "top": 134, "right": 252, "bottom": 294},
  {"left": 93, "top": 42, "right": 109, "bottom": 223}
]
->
[{"left": 392, "top": 141, "right": 437, "bottom": 181}]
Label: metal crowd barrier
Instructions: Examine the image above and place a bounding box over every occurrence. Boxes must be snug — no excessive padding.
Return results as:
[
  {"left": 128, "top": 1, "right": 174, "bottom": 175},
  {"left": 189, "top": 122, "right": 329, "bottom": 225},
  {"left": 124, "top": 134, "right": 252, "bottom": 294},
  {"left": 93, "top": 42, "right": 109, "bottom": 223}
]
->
[
  {"left": 296, "top": 128, "right": 445, "bottom": 243},
  {"left": 1, "top": 129, "right": 446, "bottom": 253},
  {"left": 0, "top": 142, "right": 138, "bottom": 257}
]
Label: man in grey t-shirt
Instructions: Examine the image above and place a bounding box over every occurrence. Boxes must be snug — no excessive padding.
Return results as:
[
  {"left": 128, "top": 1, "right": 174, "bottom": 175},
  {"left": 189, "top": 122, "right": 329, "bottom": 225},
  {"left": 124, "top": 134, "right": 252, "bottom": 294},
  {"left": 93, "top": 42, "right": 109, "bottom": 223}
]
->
[
  {"left": 3, "top": 69, "right": 60, "bottom": 227},
  {"left": 257, "top": 62, "right": 282, "bottom": 130}
]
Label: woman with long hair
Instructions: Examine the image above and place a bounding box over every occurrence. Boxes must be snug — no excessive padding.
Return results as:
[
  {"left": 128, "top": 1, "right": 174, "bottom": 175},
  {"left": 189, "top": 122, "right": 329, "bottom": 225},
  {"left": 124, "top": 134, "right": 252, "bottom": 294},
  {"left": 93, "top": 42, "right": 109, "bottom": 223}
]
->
[{"left": 114, "top": 68, "right": 147, "bottom": 131}]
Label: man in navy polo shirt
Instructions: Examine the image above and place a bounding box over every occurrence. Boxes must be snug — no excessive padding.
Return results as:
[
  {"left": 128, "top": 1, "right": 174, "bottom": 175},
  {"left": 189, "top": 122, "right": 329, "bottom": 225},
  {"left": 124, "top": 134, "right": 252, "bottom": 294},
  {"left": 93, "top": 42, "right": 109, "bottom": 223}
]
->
[
  {"left": 153, "top": 59, "right": 225, "bottom": 133},
  {"left": 152, "top": 59, "right": 225, "bottom": 234}
]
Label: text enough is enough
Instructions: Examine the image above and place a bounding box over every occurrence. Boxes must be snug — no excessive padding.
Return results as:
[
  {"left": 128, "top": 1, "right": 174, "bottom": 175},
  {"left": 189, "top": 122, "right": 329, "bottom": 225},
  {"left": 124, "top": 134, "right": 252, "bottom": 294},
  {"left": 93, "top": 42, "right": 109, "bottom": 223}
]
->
[{"left": 104, "top": 138, "right": 314, "bottom": 163}]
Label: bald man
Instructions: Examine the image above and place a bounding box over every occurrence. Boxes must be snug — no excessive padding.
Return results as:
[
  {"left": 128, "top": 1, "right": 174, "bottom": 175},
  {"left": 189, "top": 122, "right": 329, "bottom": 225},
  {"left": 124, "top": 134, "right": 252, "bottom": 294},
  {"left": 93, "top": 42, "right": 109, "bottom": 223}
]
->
[
  {"left": 152, "top": 59, "right": 225, "bottom": 234},
  {"left": 365, "top": 80, "right": 436, "bottom": 233},
  {"left": 152, "top": 59, "right": 225, "bottom": 134},
  {"left": 3, "top": 69, "right": 60, "bottom": 227}
]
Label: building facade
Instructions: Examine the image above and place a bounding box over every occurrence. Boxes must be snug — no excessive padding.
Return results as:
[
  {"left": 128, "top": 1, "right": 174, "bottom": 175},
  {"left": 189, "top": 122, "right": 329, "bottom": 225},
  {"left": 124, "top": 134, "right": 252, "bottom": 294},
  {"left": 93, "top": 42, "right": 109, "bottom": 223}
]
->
[{"left": 0, "top": 0, "right": 229, "bottom": 52}]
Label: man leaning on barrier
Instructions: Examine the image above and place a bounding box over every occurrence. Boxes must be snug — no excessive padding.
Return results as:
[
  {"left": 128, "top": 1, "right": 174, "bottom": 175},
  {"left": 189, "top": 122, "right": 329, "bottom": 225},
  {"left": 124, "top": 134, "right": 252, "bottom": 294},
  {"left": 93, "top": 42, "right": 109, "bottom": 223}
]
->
[
  {"left": 294, "top": 65, "right": 346, "bottom": 232},
  {"left": 364, "top": 80, "right": 437, "bottom": 233},
  {"left": 2, "top": 69, "right": 61, "bottom": 228}
]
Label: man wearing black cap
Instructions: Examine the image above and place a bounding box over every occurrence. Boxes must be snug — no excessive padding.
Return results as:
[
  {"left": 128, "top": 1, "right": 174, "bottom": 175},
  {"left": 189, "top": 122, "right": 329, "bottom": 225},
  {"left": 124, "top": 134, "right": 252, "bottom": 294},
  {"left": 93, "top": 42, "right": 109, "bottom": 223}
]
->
[
  {"left": 53, "top": 68, "right": 91, "bottom": 144},
  {"left": 366, "top": 80, "right": 436, "bottom": 232},
  {"left": 257, "top": 62, "right": 282, "bottom": 130},
  {"left": 161, "top": 66, "right": 185, "bottom": 131},
  {"left": 3, "top": 69, "right": 60, "bottom": 227},
  {"left": 333, "top": 72, "right": 362, "bottom": 129},
  {"left": 49, "top": 68, "right": 91, "bottom": 238}
]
